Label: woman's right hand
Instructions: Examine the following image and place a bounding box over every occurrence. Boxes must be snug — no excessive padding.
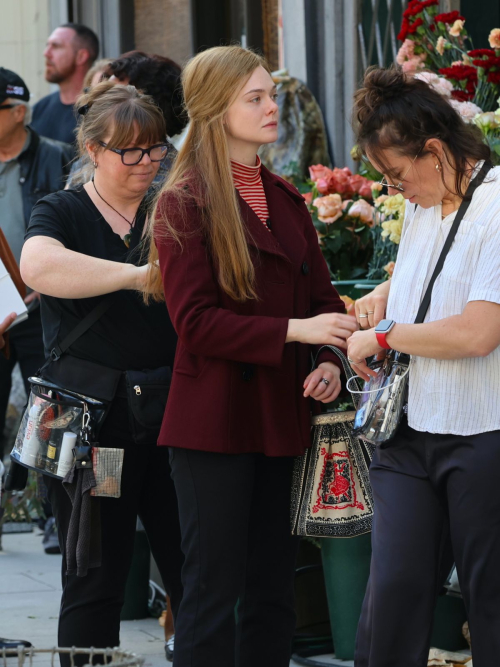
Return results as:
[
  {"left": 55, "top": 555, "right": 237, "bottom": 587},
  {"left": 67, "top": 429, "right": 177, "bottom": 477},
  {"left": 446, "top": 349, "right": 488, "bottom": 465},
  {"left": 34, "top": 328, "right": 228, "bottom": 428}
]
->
[
  {"left": 355, "top": 279, "right": 391, "bottom": 329},
  {"left": 286, "top": 312, "right": 358, "bottom": 347}
]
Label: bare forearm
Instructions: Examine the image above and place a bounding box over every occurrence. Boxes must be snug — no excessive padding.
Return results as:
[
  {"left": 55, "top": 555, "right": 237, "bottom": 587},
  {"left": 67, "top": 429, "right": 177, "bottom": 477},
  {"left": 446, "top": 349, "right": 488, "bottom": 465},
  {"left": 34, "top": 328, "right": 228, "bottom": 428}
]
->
[
  {"left": 387, "top": 316, "right": 481, "bottom": 359},
  {"left": 21, "top": 243, "right": 139, "bottom": 298}
]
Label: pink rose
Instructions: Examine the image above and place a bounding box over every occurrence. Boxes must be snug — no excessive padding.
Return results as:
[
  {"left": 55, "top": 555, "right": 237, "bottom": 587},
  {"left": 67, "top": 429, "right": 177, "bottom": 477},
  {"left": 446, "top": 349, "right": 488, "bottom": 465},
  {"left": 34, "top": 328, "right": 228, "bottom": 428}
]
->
[
  {"left": 309, "top": 164, "right": 332, "bottom": 182},
  {"left": 345, "top": 199, "right": 374, "bottom": 225},
  {"left": 489, "top": 28, "right": 500, "bottom": 49},
  {"left": 313, "top": 194, "right": 343, "bottom": 224},
  {"left": 358, "top": 181, "right": 375, "bottom": 198},
  {"left": 316, "top": 177, "right": 331, "bottom": 195},
  {"left": 330, "top": 168, "right": 352, "bottom": 195},
  {"left": 348, "top": 174, "right": 366, "bottom": 193},
  {"left": 303, "top": 191, "right": 313, "bottom": 205}
]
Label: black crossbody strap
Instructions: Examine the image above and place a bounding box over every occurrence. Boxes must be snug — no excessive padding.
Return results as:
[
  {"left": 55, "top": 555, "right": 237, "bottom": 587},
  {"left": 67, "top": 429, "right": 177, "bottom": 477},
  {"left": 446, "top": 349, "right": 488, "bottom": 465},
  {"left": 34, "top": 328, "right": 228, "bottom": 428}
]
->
[
  {"left": 414, "top": 160, "right": 492, "bottom": 325},
  {"left": 49, "top": 294, "right": 115, "bottom": 361}
]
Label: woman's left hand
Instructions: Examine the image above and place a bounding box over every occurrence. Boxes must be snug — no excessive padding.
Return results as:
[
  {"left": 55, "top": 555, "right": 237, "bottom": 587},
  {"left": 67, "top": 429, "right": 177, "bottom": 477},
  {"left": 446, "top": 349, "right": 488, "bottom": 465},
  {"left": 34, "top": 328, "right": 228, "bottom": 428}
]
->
[
  {"left": 303, "top": 362, "right": 342, "bottom": 403},
  {"left": 347, "top": 329, "right": 384, "bottom": 381}
]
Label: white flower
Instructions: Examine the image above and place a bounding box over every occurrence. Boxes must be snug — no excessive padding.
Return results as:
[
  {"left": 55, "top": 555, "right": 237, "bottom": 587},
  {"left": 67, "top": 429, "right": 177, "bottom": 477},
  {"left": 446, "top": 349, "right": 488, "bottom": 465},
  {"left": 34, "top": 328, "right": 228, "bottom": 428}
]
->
[
  {"left": 449, "top": 100, "right": 483, "bottom": 123},
  {"left": 415, "top": 72, "right": 453, "bottom": 98}
]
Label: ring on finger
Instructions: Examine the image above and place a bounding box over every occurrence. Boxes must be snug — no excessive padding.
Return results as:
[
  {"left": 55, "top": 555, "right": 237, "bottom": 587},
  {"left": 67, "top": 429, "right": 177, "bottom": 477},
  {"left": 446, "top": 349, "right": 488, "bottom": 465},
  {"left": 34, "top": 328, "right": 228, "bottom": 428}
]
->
[
  {"left": 367, "top": 311, "right": 374, "bottom": 314},
  {"left": 359, "top": 314, "right": 368, "bottom": 318},
  {"left": 348, "top": 356, "right": 363, "bottom": 365},
  {"left": 321, "top": 377, "right": 330, "bottom": 386}
]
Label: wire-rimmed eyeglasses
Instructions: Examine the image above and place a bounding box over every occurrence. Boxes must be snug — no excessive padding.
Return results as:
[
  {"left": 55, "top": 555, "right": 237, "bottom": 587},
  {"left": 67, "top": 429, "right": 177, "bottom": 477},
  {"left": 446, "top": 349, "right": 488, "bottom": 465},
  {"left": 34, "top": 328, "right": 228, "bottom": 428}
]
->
[
  {"left": 98, "top": 140, "right": 169, "bottom": 166},
  {"left": 376, "top": 152, "right": 420, "bottom": 192}
]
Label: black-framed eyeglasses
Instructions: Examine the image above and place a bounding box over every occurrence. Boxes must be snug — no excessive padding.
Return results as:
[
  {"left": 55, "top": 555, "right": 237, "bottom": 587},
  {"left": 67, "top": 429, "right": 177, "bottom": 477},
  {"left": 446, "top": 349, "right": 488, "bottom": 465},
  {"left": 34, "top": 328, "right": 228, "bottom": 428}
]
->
[
  {"left": 376, "top": 151, "right": 421, "bottom": 193},
  {"left": 0, "top": 104, "right": 16, "bottom": 111},
  {"left": 98, "top": 140, "right": 169, "bottom": 166}
]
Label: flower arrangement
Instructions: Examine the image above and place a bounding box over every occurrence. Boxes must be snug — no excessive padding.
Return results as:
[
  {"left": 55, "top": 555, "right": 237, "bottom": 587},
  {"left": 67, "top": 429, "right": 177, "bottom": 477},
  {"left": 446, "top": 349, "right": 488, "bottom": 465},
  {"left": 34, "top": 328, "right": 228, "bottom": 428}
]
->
[
  {"left": 396, "top": 0, "right": 500, "bottom": 113},
  {"left": 305, "top": 165, "right": 379, "bottom": 280},
  {"left": 366, "top": 194, "right": 405, "bottom": 280},
  {"left": 303, "top": 165, "right": 403, "bottom": 281}
]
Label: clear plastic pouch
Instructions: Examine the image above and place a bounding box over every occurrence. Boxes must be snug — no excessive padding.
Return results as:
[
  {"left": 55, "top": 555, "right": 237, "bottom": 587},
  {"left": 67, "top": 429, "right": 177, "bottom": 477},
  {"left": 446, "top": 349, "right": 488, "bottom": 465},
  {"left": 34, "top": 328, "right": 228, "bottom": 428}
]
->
[
  {"left": 11, "top": 378, "right": 104, "bottom": 479},
  {"left": 347, "top": 351, "right": 411, "bottom": 446}
]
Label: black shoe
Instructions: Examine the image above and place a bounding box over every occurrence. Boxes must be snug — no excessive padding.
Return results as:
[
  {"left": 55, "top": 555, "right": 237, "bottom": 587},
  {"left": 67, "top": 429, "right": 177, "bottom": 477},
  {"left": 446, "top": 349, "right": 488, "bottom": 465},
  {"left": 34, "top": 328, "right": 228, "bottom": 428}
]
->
[
  {"left": 42, "top": 516, "right": 61, "bottom": 555},
  {"left": 0, "top": 637, "right": 32, "bottom": 649},
  {"left": 165, "top": 634, "right": 174, "bottom": 662}
]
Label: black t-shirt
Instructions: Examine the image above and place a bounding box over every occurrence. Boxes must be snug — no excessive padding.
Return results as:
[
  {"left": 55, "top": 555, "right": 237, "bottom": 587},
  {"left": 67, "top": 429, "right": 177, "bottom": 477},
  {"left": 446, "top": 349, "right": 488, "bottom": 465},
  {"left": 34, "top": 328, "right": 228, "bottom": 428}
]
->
[
  {"left": 25, "top": 189, "right": 177, "bottom": 371},
  {"left": 32, "top": 92, "right": 77, "bottom": 146}
]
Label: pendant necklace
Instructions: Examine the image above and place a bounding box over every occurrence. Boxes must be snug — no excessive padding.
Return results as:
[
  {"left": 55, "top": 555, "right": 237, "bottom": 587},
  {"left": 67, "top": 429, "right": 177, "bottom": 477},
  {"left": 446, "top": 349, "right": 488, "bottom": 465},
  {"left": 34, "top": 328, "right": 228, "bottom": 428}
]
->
[{"left": 92, "top": 176, "right": 137, "bottom": 248}]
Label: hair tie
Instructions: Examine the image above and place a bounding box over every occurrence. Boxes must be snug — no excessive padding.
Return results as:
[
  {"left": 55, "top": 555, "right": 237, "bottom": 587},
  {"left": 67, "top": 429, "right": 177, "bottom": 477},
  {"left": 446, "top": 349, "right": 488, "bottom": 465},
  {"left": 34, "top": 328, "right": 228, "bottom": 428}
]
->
[{"left": 78, "top": 103, "right": 91, "bottom": 116}]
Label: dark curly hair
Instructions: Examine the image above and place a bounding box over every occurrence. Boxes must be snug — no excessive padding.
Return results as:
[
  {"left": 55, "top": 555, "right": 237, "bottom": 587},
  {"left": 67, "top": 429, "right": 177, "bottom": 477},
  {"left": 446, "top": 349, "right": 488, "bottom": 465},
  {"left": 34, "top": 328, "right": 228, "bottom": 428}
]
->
[
  {"left": 354, "top": 66, "right": 491, "bottom": 197},
  {"left": 105, "top": 51, "right": 187, "bottom": 137}
]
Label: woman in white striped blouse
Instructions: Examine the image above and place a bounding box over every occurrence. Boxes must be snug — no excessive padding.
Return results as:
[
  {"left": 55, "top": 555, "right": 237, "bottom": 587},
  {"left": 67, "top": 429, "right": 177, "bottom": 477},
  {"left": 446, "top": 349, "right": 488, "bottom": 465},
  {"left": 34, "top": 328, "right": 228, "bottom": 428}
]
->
[{"left": 347, "top": 67, "right": 500, "bottom": 667}]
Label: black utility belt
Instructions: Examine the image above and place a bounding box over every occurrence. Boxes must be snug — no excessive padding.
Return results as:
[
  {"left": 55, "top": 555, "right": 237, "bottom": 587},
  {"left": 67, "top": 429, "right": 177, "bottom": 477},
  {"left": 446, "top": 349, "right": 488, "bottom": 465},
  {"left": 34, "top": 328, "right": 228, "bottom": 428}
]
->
[{"left": 39, "top": 354, "right": 171, "bottom": 446}]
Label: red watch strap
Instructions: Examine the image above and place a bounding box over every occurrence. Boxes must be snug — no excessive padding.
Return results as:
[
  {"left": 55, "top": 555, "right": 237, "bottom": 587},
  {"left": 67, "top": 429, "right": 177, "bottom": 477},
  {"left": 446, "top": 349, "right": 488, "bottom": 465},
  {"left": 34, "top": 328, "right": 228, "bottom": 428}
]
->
[{"left": 376, "top": 330, "right": 392, "bottom": 350}]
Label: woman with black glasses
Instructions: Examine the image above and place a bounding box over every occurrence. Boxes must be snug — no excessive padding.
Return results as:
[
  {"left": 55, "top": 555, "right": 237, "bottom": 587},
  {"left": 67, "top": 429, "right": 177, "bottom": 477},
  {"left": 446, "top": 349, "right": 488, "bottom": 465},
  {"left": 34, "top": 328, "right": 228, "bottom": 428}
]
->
[{"left": 19, "top": 81, "right": 183, "bottom": 664}]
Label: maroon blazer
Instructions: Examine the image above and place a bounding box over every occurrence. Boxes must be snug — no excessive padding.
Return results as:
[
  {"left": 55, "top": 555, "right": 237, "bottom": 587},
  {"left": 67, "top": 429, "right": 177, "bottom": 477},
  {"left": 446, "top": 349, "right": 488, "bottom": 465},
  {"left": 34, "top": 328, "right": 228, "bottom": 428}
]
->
[{"left": 156, "top": 165, "right": 346, "bottom": 457}]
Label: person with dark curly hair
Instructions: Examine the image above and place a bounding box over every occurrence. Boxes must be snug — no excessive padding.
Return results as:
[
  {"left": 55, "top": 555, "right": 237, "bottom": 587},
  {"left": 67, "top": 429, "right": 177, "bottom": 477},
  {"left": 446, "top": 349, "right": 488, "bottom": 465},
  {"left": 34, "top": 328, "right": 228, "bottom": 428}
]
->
[{"left": 105, "top": 51, "right": 187, "bottom": 143}]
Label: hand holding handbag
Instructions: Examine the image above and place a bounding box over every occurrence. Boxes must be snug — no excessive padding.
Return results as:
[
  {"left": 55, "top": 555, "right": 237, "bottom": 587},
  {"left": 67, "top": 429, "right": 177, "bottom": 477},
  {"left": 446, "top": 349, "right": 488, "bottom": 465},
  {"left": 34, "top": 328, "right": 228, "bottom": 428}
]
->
[{"left": 291, "top": 345, "right": 376, "bottom": 538}]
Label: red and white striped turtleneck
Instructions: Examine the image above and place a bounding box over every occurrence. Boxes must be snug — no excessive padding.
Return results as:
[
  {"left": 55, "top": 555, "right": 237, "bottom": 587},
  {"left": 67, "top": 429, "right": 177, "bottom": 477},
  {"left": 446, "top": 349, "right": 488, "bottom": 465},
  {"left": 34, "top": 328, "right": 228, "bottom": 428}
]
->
[{"left": 231, "top": 156, "right": 271, "bottom": 232}]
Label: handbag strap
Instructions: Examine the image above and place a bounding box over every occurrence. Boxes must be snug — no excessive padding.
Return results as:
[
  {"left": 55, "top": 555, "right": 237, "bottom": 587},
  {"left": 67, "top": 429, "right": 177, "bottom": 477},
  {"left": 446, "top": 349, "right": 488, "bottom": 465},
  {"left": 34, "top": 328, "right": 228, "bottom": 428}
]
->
[
  {"left": 414, "top": 159, "right": 492, "bottom": 324},
  {"left": 49, "top": 294, "right": 115, "bottom": 361}
]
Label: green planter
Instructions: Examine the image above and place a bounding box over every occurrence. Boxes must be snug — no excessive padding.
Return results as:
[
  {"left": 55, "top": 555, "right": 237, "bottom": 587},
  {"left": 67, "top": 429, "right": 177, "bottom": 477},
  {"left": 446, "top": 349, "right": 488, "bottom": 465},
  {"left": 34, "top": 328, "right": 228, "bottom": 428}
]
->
[
  {"left": 321, "top": 533, "right": 372, "bottom": 660},
  {"left": 321, "top": 535, "right": 468, "bottom": 660}
]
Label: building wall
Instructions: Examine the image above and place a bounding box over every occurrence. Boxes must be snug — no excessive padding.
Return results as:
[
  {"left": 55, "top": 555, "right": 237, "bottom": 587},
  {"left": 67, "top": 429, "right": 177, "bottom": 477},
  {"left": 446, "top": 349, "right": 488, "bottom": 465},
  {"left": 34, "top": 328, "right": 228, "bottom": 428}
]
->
[
  {"left": 0, "top": 0, "right": 53, "bottom": 104},
  {"left": 134, "top": 0, "right": 193, "bottom": 66}
]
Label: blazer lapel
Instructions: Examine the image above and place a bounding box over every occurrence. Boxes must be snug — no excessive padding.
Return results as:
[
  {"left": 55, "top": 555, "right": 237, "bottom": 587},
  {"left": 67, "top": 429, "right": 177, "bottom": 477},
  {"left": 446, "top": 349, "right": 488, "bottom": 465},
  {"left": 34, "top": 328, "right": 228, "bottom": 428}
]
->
[
  {"left": 237, "top": 190, "right": 290, "bottom": 262},
  {"left": 261, "top": 167, "right": 308, "bottom": 271}
]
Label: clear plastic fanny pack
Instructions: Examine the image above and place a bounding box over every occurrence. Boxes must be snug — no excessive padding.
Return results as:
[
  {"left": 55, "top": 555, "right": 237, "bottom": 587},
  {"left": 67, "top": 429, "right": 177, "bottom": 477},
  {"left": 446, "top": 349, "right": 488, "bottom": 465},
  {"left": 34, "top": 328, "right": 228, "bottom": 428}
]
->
[
  {"left": 347, "top": 351, "right": 411, "bottom": 446},
  {"left": 10, "top": 377, "right": 105, "bottom": 479}
]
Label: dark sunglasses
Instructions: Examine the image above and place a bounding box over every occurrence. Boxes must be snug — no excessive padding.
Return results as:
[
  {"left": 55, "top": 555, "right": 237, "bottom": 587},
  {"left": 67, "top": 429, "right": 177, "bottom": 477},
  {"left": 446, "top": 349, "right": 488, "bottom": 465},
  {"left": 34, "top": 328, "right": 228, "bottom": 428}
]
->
[
  {"left": 0, "top": 104, "right": 16, "bottom": 110},
  {"left": 98, "top": 140, "right": 168, "bottom": 166}
]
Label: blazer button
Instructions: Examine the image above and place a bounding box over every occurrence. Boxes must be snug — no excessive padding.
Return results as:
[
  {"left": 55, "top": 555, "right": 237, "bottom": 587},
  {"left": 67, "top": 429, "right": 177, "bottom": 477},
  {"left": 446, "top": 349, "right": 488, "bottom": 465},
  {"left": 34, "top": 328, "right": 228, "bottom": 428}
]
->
[{"left": 302, "top": 261, "right": 309, "bottom": 275}]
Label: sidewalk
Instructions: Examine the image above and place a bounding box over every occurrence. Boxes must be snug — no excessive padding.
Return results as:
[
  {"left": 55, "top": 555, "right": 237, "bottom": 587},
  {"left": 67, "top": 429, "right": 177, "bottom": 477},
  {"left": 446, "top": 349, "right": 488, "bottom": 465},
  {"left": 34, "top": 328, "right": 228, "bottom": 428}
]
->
[{"left": 0, "top": 529, "right": 351, "bottom": 667}]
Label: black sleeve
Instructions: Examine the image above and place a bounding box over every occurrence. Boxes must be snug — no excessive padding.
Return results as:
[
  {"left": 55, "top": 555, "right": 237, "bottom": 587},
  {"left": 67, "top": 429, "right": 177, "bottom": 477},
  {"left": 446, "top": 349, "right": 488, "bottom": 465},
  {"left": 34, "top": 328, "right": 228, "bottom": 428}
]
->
[{"left": 25, "top": 193, "right": 75, "bottom": 249}]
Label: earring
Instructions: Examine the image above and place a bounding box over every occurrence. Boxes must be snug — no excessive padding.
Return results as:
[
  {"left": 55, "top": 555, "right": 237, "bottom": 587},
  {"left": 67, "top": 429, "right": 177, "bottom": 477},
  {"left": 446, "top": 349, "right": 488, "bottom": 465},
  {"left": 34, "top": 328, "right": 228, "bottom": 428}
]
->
[
  {"left": 92, "top": 161, "right": 98, "bottom": 168},
  {"left": 435, "top": 164, "right": 440, "bottom": 171}
]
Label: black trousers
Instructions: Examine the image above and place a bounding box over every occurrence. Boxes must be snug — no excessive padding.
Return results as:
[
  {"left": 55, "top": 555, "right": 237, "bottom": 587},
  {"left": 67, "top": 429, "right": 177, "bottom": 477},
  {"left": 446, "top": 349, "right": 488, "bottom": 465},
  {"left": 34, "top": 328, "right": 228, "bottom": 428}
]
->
[
  {"left": 0, "top": 309, "right": 45, "bottom": 459},
  {"left": 355, "top": 419, "right": 500, "bottom": 667},
  {"left": 46, "top": 395, "right": 184, "bottom": 664},
  {"left": 168, "top": 448, "right": 300, "bottom": 667}
]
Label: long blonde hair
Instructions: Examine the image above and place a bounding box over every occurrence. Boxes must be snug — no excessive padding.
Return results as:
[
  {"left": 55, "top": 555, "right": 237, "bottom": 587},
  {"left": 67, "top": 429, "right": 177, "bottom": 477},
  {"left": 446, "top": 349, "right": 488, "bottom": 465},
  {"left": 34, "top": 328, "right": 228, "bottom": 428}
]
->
[{"left": 146, "top": 46, "right": 271, "bottom": 302}]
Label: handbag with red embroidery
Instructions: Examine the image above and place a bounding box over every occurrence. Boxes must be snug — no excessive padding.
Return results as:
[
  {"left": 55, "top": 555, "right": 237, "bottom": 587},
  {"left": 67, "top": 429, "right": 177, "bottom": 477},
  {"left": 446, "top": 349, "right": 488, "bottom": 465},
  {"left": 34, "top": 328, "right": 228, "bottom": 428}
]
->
[{"left": 291, "top": 346, "right": 375, "bottom": 538}]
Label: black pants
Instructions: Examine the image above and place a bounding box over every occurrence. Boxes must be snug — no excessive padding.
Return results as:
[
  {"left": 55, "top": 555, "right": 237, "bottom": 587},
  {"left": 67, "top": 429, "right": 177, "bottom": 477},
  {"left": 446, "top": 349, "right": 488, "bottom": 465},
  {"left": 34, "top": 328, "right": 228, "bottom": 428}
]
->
[
  {"left": 355, "top": 419, "right": 500, "bottom": 667},
  {"left": 0, "top": 309, "right": 45, "bottom": 459},
  {"left": 46, "top": 395, "right": 184, "bottom": 664},
  {"left": 169, "top": 448, "right": 300, "bottom": 667}
]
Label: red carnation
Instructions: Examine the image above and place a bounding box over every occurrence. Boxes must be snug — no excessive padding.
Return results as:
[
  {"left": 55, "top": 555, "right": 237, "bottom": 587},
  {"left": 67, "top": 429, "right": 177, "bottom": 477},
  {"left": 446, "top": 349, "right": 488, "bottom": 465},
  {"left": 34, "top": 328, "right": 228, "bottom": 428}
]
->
[
  {"left": 451, "top": 89, "right": 474, "bottom": 102},
  {"left": 435, "top": 11, "right": 465, "bottom": 24},
  {"left": 398, "top": 19, "right": 410, "bottom": 42},
  {"left": 487, "top": 71, "right": 500, "bottom": 85},
  {"left": 408, "top": 18, "right": 424, "bottom": 34},
  {"left": 468, "top": 48, "right": 496, "bottom": 58},
  {"left": 439, "top": 65, "right": 478, "bottom": 81}
]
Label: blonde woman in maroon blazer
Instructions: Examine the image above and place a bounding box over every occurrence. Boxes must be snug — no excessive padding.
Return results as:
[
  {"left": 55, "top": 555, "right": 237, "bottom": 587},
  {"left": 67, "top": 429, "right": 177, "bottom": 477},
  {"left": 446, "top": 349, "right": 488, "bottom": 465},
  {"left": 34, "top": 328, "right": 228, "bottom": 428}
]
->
[{"left": 146, "top": 46, "right": 357, "bottom": 667}]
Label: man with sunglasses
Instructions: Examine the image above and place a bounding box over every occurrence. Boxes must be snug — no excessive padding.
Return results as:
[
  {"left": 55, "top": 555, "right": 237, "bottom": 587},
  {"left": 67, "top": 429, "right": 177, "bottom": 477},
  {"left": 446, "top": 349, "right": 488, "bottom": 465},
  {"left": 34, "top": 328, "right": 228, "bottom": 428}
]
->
[{"left": 0, "top": 68, "right": 72, "bottom": 465}]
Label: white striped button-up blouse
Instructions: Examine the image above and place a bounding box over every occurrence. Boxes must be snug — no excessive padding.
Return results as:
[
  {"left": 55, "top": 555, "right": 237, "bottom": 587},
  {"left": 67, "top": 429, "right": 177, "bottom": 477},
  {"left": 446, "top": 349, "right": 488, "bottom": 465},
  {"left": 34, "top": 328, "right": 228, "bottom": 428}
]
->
[{"left": 386, "top": 163, "right": 500, "bottom": 436}]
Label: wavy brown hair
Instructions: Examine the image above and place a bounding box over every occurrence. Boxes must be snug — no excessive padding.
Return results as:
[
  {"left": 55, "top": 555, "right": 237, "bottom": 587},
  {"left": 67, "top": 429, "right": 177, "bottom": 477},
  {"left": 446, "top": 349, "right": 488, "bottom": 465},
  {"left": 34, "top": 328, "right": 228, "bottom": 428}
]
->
[
  {"left": 145, "top": 46, "right": 271, "bottom": 303},
  {"left": 354, "top": 66, "right": 491, "bottom": 197}
]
